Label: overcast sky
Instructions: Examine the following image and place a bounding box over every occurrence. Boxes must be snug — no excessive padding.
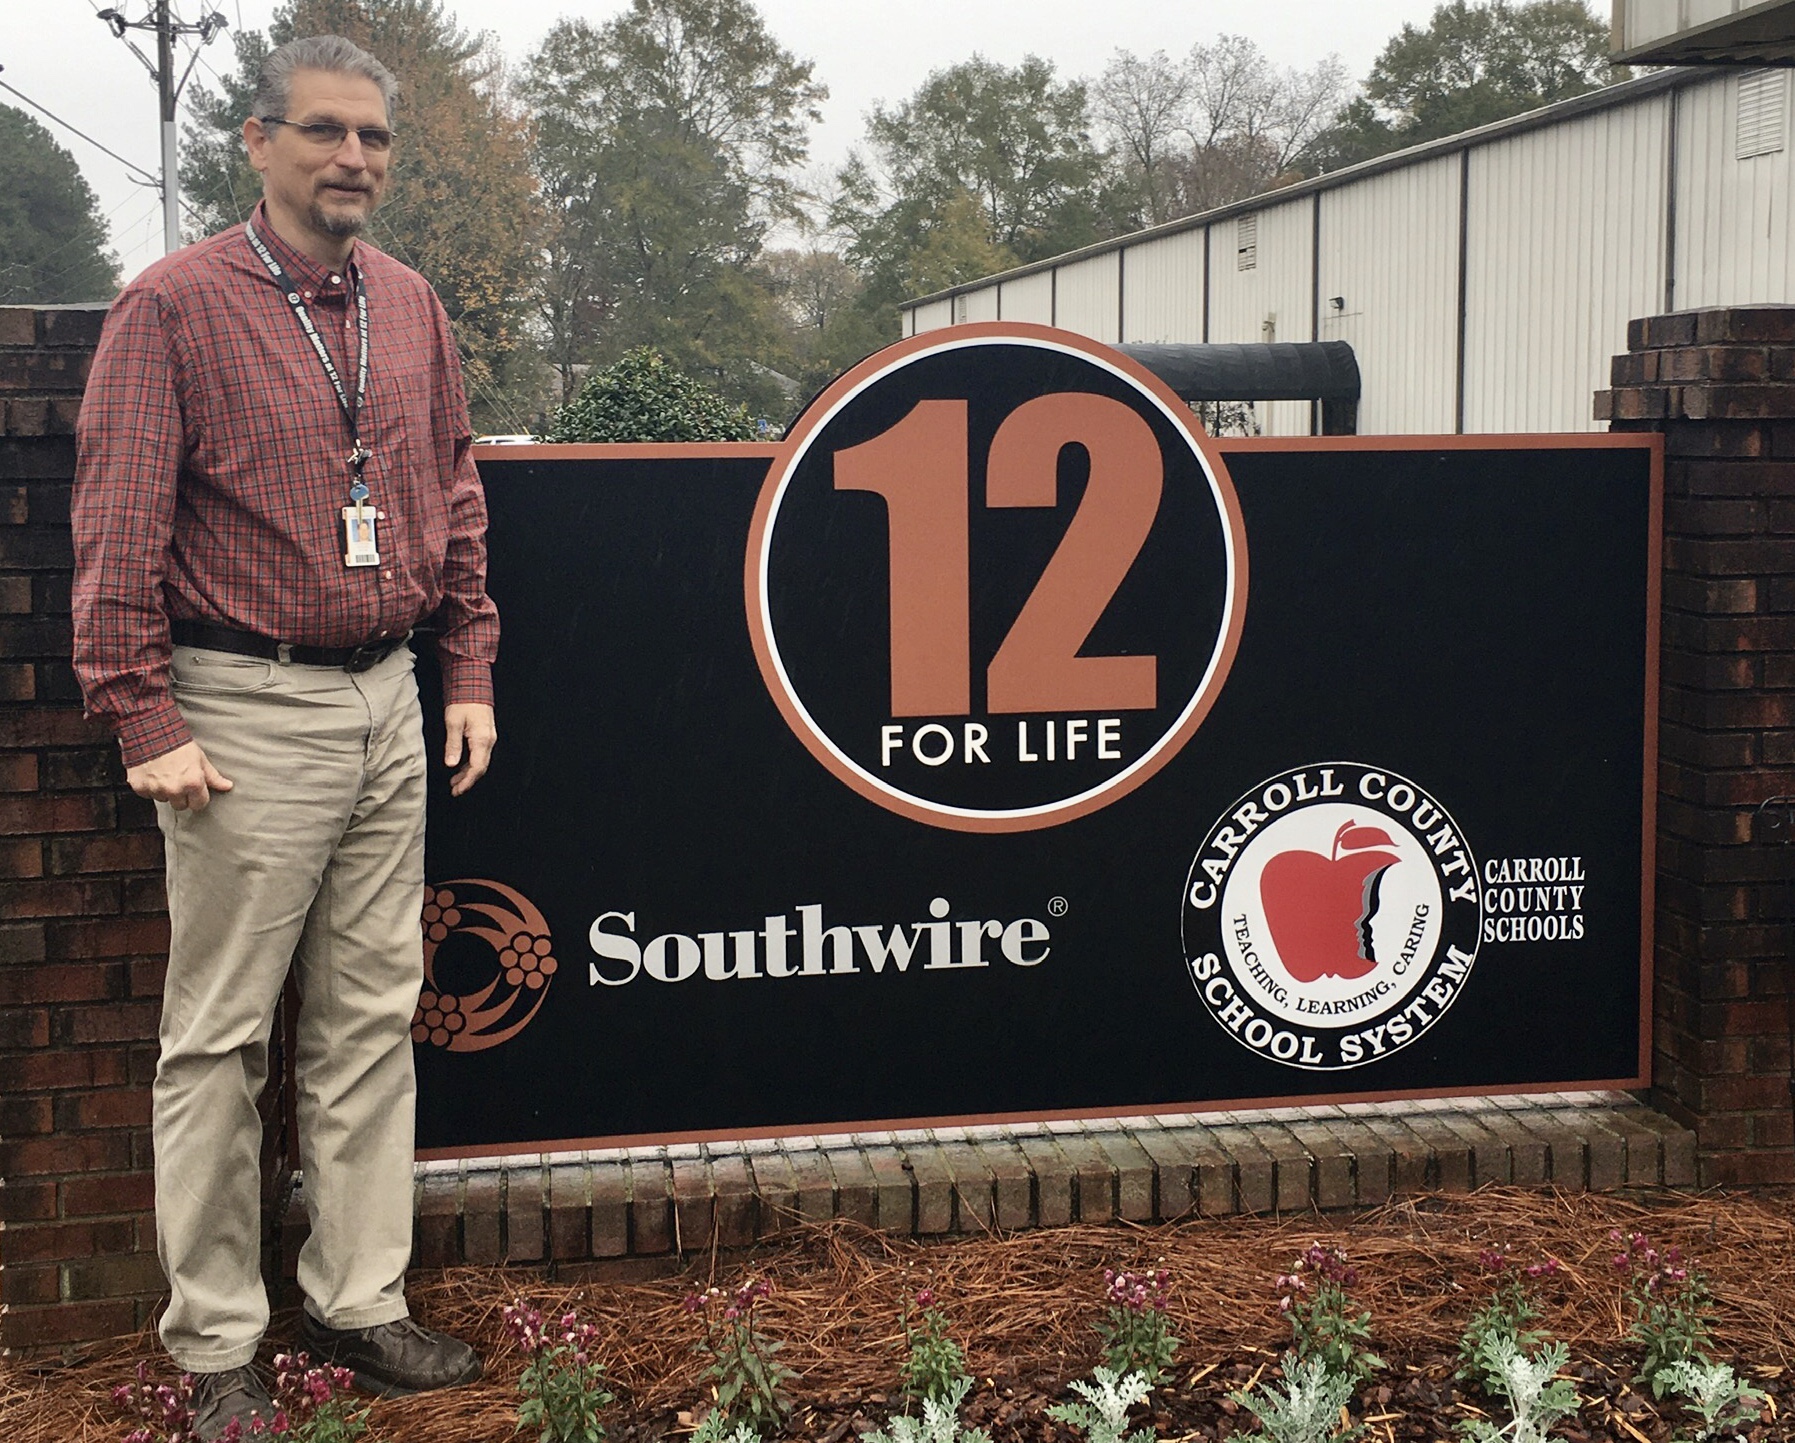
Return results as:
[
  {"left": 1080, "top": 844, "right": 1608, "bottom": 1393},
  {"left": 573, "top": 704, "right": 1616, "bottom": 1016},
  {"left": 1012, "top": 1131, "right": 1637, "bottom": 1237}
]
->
[{"left": 3, "top": 0, "right": 1453, "bottom": 283}]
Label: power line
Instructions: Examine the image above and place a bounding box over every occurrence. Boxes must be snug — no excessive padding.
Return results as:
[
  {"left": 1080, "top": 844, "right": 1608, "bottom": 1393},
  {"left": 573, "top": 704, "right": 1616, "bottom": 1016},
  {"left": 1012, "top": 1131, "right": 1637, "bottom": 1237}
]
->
[{"left": 0, "top": 70, "right": 162, "bottom": 190}]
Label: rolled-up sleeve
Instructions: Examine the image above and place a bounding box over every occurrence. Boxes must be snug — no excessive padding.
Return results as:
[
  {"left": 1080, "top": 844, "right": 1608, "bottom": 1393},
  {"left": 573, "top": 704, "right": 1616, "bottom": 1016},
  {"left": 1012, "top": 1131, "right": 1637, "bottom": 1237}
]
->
[{"left": 71, "top": 284, "right": 193, "bottom": 768}]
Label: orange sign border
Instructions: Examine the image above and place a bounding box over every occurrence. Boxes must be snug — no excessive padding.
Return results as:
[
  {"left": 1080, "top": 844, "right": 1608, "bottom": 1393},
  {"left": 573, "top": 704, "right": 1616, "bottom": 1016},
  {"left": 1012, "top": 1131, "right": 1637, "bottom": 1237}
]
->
[{"left": 438, "top": 420, "right": 1664, "bottom": 1159}]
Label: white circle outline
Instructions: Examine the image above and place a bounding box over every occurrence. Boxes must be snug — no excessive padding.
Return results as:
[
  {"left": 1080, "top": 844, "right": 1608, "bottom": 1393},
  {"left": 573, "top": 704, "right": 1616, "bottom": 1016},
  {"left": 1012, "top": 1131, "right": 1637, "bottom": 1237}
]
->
[
  {"left": 1181, "top": 761, "right": 1483, "bottom": 1072},
  {"left": 753, "top": 331, "right": 1243, "bottom": 823}
]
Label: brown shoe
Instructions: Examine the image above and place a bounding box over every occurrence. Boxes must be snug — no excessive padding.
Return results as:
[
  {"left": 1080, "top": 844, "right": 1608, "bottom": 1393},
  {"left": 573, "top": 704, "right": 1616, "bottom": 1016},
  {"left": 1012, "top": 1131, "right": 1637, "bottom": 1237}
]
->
[
  {"left": 297, "top": 1312, "right": 483, "bottom": 1398},
  {"left": 188, "top": 1365, "right": 273, "bottom": 1442}
]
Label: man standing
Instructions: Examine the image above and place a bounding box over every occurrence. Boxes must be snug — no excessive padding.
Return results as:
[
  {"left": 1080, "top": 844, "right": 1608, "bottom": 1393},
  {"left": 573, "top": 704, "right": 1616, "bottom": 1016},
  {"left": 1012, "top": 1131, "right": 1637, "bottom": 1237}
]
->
[{"left": 72, "top": 35, "right": 495, "bottom": 1439}]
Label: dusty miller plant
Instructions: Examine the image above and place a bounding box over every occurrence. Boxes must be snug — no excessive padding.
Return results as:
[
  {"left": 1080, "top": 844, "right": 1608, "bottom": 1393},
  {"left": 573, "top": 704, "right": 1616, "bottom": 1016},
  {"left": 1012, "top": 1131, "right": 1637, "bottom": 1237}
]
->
[
  {"left": 691, "top": 1414, "right": 762, "bottom": 1443},
  {"left": 1229, "top": 1354, "right": 1362, "bottom": 1443},
  {"left": 864, "top": 1376, "right": 992, "bottom": 1443},
  {"left": 1454, "top": 1338, "right": 1578, "bottom": 1443},
  {"left": 1045, "top": 1366, "right": 1154, "bottom": 1443},
  {"left": 1655, "top": 1360, "right": 1765, "bottom": 1442}
]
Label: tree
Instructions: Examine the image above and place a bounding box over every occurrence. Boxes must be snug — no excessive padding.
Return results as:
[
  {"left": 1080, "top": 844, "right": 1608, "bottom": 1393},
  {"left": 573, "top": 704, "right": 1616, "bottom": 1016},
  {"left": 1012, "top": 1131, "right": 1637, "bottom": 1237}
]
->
[
  {"left": 1313, "top": 1, "right": 1619, "bottom": 168},
  {"left": 0, "top": 106, "right": 119, "bottom": 304},
  {"left": 519, "top": 0, "right": 823, "bottom": 413},
  {"left": 1091, "top": 50, "right": 1194, "bottom": 228},
  {"left": 843, "top": 55, "right": 1109, "bottom": 266},
  {"left": 1094, "top": 38, "right": 1350, "bottom": 226},
  {"left": 182, "top": 0, "right": 545, "bottom": 431}
]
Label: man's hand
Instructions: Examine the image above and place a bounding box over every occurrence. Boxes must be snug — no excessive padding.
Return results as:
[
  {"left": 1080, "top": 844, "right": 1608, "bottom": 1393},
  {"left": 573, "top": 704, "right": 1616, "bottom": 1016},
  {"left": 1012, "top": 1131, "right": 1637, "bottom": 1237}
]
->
[
  {"left": 127, "top": 740, "right": 234, "bottom": 812},
  {"left": 443, "top": 703, "right": 497, "bottom": 796}
]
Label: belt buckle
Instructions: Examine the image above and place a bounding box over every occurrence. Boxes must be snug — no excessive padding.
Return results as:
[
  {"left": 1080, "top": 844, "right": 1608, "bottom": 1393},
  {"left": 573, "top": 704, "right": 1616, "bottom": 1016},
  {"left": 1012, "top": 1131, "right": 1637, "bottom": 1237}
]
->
[{"left": 343, "top": 642, "right": 385, "bottom": 674}]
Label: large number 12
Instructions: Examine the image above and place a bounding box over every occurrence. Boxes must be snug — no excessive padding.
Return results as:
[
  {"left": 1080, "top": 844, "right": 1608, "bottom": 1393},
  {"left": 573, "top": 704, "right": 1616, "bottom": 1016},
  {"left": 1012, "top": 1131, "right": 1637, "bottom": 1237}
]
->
[{"left": 834, "top": 392, "right": 1164, "bottom": 718}]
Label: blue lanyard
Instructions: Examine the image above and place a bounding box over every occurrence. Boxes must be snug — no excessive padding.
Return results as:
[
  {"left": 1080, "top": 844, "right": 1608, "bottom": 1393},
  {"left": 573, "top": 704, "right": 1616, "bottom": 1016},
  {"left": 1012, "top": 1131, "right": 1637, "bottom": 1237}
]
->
[{"left": 245, "top": 219, "right": 373, "bottom": 504}]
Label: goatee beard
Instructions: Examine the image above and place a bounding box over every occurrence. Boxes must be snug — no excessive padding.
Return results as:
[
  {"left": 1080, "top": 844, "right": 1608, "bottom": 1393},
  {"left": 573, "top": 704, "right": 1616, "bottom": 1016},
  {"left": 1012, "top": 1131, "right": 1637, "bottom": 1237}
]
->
[{"left": 309, "top": 200, "right": 368, "bottom": 239}]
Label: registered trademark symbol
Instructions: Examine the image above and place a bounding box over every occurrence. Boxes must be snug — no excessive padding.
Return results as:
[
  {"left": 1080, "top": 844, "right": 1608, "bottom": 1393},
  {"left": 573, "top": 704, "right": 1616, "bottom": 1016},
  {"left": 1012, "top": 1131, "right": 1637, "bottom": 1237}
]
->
[{"left": 1048, "top": 896, "right": 1069, "bottom": 917}]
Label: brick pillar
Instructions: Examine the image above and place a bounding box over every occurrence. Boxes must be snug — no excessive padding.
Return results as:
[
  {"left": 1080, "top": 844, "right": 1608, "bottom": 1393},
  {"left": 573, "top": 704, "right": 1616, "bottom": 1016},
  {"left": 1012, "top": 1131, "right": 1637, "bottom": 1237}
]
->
[
  {"left": 1598, "top": 305, "right": 1795, "bottom": 1186},
  {"left": 0, "top": 304, "right": 175, "bottom": 1350}
]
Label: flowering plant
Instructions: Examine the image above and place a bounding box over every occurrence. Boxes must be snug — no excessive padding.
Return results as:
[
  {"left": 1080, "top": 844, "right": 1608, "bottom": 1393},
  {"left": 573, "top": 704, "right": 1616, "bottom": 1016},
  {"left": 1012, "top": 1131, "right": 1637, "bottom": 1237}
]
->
[
  {"left": 1094, "top": 1269, "right": 1179, "bottom": 1388},
  {"left": 1609, "top": 1230, "right": 1714, "bottom": 1394},
  {"left": 685, "top": 1279, "right": 795, "bottom": 1428},
  {"left": 115, "top": 1362, "right": 203, "bottom": 1443},
  {"left": 899, "top": 1287, "right": 971, "bottom": 1404},
  {"left": 504, "top": 1300, "right": 614, "bottom": 1443},
  {"left": 1275, "top": 1244, "right": 1383, "bottom": 1388},
  {"left": 1456, "top": 1247, "right": 1561, "bottom": 1396},
  {"left": 113, "top": 1354, "right": 367, "bottom": 1442}
]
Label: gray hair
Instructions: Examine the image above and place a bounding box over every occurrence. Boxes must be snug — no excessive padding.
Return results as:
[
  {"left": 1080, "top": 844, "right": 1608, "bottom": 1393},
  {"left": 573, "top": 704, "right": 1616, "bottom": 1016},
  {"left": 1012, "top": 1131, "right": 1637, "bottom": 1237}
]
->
[{"left": 253, "top": 35, "right": 399, "bottom": 124}]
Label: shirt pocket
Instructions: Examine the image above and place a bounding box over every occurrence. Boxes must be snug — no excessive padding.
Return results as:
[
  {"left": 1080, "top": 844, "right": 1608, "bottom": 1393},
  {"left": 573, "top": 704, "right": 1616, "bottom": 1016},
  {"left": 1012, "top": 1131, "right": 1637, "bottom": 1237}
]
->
[{"left": 170, "top": 649, "right": 278, "bottom": 695}]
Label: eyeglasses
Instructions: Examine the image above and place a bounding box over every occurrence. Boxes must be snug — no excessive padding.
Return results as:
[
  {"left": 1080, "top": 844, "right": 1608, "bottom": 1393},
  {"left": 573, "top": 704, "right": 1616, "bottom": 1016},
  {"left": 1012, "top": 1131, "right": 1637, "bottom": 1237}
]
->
[{"left": 259, "top": 117, "right": 395, "bottom": 152}]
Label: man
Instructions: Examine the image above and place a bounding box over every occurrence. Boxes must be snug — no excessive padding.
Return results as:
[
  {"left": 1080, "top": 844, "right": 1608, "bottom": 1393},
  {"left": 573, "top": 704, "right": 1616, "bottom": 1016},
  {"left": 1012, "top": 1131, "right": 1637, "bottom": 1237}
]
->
[{"left": 72, "top": 34, "right": 496, "bottom": 1440}]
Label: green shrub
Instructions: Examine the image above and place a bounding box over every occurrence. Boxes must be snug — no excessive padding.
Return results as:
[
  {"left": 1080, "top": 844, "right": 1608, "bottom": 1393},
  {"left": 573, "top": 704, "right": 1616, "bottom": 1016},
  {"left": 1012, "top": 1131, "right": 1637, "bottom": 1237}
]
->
[{"left": 547, "top": 348, "right": 757, "bottom": 443}]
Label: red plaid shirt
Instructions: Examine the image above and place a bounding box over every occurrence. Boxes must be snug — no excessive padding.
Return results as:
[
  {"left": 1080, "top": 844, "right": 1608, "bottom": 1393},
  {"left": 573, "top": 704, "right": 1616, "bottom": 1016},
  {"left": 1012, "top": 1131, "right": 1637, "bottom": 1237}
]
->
[{"left": 72, "top": 205, "right": 499, "bottom": 767}]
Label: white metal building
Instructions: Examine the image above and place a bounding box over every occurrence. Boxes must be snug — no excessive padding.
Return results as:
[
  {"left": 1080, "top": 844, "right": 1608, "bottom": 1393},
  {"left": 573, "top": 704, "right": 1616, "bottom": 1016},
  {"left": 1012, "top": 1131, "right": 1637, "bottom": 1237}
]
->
[{"left": 899, "top": 66, "right": 1794, "bottom": 436}]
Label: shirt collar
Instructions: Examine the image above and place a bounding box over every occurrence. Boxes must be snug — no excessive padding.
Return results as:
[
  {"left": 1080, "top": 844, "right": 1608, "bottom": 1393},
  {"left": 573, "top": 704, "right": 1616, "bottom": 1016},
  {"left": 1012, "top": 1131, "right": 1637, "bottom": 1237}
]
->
[{"left": 248, "top": 202, "right": 359, "bottom": 300}]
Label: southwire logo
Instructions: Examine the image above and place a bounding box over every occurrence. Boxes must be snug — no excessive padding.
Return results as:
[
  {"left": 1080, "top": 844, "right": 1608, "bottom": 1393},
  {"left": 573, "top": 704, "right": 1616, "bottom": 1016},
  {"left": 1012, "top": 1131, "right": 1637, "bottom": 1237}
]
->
[{"left": 588, "top": 898, "right": 1052, "bottom": 986}]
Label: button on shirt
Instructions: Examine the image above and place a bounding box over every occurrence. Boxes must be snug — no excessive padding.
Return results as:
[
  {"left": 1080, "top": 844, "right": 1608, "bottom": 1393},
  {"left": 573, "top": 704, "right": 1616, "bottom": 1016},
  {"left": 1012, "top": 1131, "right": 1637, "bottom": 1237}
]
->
[{"left": 72, "top": 205, "right": 499, "bottom": 767}]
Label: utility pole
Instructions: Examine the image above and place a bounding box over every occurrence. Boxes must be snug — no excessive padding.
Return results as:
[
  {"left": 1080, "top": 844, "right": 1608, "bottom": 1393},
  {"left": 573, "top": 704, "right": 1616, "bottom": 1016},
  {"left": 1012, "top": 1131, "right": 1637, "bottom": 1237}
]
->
[
  {"left": 156, "top": 0, "right": 177, "bottom": 254},
  {"left": 97, "top": 3, "right": 229, "bottom": 255}
]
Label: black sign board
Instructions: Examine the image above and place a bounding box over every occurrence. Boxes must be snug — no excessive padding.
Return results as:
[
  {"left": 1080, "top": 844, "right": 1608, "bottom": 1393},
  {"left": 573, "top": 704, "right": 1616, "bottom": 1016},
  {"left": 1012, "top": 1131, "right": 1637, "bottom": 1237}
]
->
[{"left": 414, "top": 325, "right": 1659, "bottom": 1157}]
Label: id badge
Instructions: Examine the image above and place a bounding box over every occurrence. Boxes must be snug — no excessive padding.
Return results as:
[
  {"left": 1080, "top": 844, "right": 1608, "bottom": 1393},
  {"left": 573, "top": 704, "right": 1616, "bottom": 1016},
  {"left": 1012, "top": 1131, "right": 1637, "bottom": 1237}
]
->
[{"left": 342, "top": 507, "right": 380, "bottom": 568}]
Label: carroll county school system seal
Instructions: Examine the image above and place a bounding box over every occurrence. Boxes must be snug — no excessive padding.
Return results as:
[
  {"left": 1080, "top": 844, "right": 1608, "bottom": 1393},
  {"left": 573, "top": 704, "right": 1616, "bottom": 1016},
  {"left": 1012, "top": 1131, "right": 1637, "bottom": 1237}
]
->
[{"left": 1181, "top": 763, "right": 1482, "bottom": 1071}]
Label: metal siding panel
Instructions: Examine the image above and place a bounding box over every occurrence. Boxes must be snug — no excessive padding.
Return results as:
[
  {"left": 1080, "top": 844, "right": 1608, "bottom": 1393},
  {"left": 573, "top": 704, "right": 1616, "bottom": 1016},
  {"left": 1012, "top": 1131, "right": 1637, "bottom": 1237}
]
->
[
  {"left": 1677, "top": 72, "right": 1795, "bottom": 307},
  {"left": 1626, "top": 0, "right": 1683, "bottom": 47},
  {"left": 1316, "top": 155, "right": 1461, "bottom": 434},
  {"left": 1001, "top": 271, "right": 1055, "bottom": 324},
  {"left": 1463, "top": 96, "right": 1669, "bottom": 433},
  {"left": 1204, "top": 199, "right": 1316, "bottom": 435},
  {"left": 912, "top": 298, "right": 955, "bottom": 333},
  {"left": 1120, "top": 229, "right": 1207, "bottom": 342},
  {"left": 963, "top": 286, "right": 1000, "bottom": 322},
  {"left": 1054, "top": 252, "right": 1122, "bottom": 340}
]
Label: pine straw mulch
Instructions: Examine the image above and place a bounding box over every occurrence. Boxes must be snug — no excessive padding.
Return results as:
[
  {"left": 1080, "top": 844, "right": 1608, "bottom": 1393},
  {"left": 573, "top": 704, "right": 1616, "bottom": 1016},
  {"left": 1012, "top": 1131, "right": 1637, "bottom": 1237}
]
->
[{"left": 6, "top": 1186, "right": 1795, "bottom": 1443}]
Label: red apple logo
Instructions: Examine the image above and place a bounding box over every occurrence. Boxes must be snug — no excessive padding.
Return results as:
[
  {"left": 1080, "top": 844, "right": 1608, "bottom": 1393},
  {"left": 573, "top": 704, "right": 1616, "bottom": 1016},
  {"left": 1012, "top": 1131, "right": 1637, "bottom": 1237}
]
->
[{"left": 1259, "top": 821, "right": 1401, "bottom": 983}]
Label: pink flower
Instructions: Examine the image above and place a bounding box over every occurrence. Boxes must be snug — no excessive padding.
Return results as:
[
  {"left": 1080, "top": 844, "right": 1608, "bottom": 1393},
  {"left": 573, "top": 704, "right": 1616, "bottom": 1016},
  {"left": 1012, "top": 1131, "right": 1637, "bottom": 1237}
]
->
[
  {"left": 915, "top": 1288, "right": 936, "bottom": 1308},
  {"left": 682, "top": 1291, "right": 705, "bottom": 1314}
]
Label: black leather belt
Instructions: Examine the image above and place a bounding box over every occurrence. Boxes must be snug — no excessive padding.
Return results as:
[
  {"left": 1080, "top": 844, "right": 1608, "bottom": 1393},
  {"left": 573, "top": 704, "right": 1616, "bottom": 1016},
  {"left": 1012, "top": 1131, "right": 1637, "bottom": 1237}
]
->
[{"left": 171, "top": 620, "right": 408, "bottom": 673}]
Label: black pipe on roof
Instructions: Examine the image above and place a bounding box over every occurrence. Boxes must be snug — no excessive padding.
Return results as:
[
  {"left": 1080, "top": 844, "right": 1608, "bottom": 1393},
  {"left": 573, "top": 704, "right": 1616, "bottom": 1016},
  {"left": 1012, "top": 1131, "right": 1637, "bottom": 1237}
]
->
[{"left": 1116, "top": 341, "right": 1361, "bottom": 402}]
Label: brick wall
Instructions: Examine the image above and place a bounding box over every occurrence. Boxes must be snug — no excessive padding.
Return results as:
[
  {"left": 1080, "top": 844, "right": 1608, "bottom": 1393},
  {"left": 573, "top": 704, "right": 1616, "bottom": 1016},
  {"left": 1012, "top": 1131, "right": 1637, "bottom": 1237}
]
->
[
  {"left": 1598, "top": 305, "right": 1795, "bottom": 1186},
  {"left": 0, "top": 305, "right": 171, "bottom": 1350}
]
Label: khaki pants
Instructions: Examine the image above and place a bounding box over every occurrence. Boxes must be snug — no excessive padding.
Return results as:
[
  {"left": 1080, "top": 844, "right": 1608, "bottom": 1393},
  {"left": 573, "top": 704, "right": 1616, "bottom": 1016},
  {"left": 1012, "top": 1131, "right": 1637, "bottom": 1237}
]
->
[{"left": 154, "top": 643, "right": 426, "bottom": 1370}]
